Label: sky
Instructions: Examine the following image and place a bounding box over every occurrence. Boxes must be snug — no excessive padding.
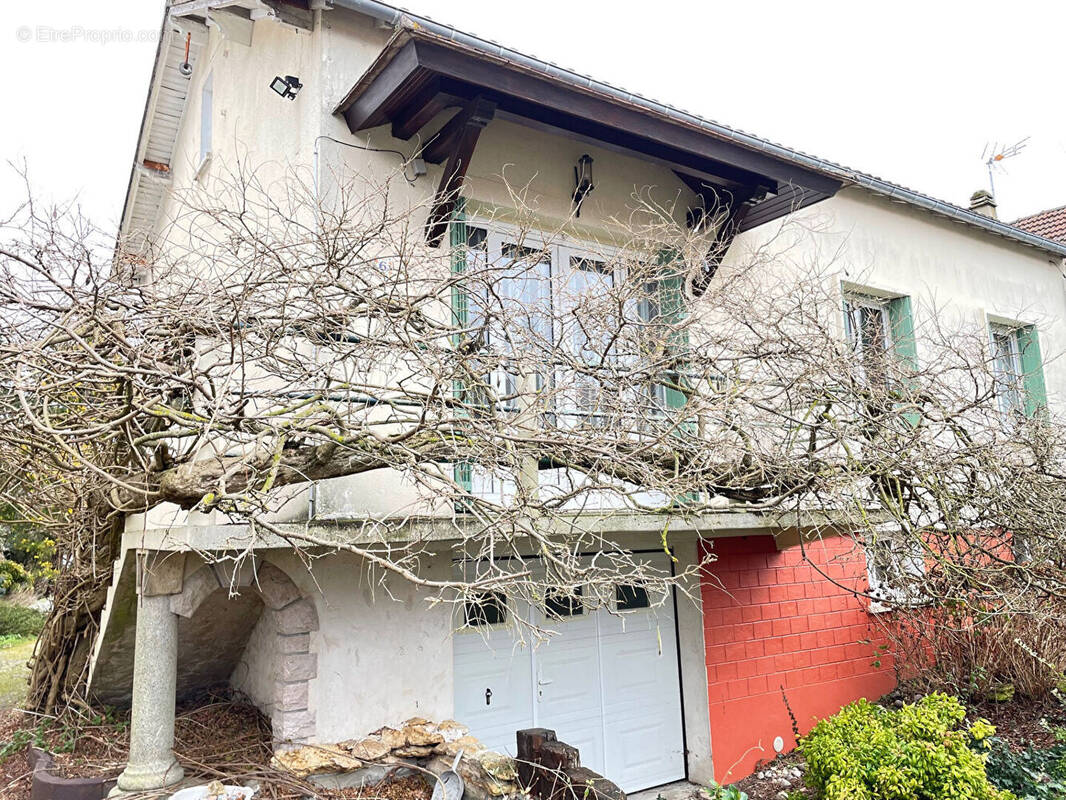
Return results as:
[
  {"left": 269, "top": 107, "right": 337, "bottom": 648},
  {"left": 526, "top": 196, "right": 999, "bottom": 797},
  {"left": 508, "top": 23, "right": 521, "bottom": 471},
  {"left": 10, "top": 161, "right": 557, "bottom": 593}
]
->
[{"left": 2, "top": 0, "right": 1064, "bottom": 233}]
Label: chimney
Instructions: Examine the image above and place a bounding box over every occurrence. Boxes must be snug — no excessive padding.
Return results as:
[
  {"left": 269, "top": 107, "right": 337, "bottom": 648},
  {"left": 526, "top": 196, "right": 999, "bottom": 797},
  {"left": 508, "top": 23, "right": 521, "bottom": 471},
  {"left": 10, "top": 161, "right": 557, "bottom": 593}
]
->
[{"left": 969, "top": 189, "right": 998, "bottom": 219}]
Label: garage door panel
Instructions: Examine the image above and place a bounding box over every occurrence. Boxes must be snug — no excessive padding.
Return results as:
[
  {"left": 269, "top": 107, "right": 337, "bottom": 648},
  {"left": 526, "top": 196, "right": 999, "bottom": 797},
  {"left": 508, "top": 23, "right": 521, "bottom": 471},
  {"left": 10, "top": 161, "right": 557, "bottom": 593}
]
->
[
  {"left": 454, "top": 631, "right": 533, "bottom": 755},
  {"left": 454, "top": 555, "right": 685, "bottom": 793},
  {"left": 607, "top": 714, "right": 686, "bottom": 790}
]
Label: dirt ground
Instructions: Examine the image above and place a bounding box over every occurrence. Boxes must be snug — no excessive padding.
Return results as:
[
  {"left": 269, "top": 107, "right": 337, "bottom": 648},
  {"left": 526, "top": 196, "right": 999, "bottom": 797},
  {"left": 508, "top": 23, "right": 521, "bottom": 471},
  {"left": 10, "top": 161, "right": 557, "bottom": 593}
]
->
[{"left": 0, "top": 689, "right": 437, "bottom": 800}]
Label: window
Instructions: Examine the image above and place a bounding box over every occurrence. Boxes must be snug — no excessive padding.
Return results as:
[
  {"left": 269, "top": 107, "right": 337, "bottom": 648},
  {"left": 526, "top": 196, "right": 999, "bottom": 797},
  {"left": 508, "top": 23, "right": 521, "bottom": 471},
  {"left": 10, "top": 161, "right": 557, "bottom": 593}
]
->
[
  {"left": 844, "top": 294, "right": 892, "bottom": 383},
  {"left": 990, "top": 325, "right": 1023, "bottom": 415},
  {"left": 199, "top": 72, "right": 213, "bottom": 166},
  {"left": 464, "top": 592, "right": 508, "bottom": 626},
  {"left": 865, "top": 530, "right": 925, "bottom": 610},
  {"left": 843, "top": 291, "right": 917, "bottom": 384},
  {"left": 990, "top": 323, "right": 1045, "bottom": 418},
  {"left": 545, "top": 586, "right": 584, "bottom": 618},
  {"left": 616, "top": 584, "right": 650, "bottom": 611}
]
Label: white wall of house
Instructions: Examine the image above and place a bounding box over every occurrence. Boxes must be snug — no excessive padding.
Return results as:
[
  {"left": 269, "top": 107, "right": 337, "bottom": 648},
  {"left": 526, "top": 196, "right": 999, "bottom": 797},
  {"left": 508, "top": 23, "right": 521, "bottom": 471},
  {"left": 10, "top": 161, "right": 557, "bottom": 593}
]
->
[{"left": 113, "top": 4, "right": 1065, "bottom": 787}]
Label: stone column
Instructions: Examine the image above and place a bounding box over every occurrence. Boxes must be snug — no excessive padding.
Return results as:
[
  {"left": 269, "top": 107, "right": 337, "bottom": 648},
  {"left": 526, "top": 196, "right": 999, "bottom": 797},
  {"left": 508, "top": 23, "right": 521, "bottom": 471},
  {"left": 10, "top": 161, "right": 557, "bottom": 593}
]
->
[{"left": 115, "top": 592, "right": 184, "bottom": 792}]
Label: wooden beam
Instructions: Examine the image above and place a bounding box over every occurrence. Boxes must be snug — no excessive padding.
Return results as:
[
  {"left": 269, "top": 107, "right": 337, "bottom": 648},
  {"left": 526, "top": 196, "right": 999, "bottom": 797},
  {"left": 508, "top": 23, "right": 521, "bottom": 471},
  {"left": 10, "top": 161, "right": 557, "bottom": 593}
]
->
[
  {"left": 421, "top": 99, "right": 491, "bottom": 164},
  {"left": 425, "top": 96, "right": 497, "bottom": 246},
  {"left": 341, "top": 40, "right": 423, "bottom": 133},
  {"left": 390, "top": 78, "right": 457, "bottom": 141},
  {"left": 414, "top": 40, "right": 842, "bottom": 196},
  {"left": 693, "top": 188, "right": 761, "bottom": 295}
]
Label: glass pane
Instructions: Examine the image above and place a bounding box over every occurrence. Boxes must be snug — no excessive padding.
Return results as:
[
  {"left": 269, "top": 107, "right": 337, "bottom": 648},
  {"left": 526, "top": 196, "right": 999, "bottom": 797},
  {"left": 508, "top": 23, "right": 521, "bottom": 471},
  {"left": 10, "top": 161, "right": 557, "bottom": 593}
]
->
[
  {"left": 992, "top": 329, "right": 1022, "bottom": 413},
  {"left": 545, "top": 586, "right": 583, "bottom": 618},
  {"left": 464, "top": 592, "right": 507, "bottom": 626},
  {"left": 616, "top": 584, "right": 650, "bottom": 610}
]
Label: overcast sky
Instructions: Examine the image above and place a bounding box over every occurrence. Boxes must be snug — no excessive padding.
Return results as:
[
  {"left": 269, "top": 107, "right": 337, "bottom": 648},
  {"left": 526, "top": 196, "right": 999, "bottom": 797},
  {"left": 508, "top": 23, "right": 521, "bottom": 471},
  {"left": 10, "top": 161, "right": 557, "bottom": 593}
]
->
[{"left": 2, "top": 0, "right": 1063, "bottom": 233}]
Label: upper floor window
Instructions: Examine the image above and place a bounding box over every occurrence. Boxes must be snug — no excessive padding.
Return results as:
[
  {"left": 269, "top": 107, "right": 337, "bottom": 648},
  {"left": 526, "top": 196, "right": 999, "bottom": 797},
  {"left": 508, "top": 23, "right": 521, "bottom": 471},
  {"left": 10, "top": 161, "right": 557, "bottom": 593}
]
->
[
  {"left": 990, "top": 322, "right": 1046, "bottom": 418},
  {"left": 843, "top": 291, "right": 917, "bottom": 384}
]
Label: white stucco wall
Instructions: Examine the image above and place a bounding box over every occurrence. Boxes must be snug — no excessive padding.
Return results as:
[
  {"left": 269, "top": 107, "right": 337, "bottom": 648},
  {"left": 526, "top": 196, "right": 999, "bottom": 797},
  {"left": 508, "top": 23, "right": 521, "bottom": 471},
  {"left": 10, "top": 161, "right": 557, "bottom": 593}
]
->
[
  {"left": 265, "top": 548, "right": 455, "bottom": 742},
  {"left": 231, "top": 606, "right": 278, "bottom": 712}
]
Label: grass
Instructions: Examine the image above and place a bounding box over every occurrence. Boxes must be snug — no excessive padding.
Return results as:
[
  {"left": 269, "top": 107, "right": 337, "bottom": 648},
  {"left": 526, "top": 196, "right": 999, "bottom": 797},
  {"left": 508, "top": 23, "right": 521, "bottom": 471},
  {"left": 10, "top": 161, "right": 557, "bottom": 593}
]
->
[{"left": 0, "top": 636, "right": 35, "bottom": 711}]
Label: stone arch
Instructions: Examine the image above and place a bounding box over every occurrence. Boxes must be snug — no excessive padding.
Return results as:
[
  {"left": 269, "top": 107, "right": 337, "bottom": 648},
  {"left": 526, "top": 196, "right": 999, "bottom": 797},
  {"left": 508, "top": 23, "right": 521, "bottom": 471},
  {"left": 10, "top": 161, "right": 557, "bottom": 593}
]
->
[{"left": 170, "top": 559, "right": 318, "bottom": 745}]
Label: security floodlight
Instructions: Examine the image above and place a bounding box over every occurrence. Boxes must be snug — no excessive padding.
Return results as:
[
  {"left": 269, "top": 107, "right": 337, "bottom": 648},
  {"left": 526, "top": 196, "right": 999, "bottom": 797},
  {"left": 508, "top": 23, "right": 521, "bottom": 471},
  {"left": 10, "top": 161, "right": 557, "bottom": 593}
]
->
[{"left": 270, "top": 75, "right": 303, "bottom": 100}]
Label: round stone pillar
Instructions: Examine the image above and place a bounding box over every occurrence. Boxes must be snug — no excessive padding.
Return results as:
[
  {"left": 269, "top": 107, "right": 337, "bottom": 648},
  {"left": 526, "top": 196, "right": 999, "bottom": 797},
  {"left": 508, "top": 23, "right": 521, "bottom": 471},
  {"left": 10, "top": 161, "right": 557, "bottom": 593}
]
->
[{"left": 116, "top": 592, "right": 184, "bottom": 792}]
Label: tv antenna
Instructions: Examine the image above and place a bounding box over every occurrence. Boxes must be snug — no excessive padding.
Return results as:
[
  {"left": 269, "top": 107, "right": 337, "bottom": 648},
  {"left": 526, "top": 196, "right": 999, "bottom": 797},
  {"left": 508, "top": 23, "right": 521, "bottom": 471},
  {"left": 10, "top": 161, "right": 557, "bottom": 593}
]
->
[{"left": 981, "top": 137, "right": 1029, "bottom": 197}]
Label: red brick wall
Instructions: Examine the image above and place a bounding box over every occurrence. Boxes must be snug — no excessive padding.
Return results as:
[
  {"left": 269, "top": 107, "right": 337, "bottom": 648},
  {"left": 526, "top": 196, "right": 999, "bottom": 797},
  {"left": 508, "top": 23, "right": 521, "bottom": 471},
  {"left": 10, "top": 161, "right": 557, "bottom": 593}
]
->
[{"left": 701, "top": 535, "right": 896, "bottom": 783}]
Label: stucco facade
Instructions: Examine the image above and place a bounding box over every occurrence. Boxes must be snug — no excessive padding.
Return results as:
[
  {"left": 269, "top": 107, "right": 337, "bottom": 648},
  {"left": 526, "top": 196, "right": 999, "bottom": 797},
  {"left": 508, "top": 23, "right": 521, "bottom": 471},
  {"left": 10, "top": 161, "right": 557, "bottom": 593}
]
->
[{"left": 103, "top": 1, "right": 1066, "bottom": 793}]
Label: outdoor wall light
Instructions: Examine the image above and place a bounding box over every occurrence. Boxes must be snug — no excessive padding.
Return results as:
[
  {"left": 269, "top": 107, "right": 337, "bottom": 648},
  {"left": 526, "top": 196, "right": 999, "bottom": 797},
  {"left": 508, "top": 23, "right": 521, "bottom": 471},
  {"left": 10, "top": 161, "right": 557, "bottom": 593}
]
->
[
  {"left": 270, "top": 75, "right": 303, "bottom": 100},
  {"left": 572, "top": 154, "right": 594, "bottom": 216}
]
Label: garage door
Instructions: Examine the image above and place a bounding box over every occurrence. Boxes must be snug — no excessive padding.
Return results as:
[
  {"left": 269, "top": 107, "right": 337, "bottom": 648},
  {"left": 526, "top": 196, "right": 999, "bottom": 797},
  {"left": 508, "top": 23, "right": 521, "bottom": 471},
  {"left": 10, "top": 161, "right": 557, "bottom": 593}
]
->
[{"left": 453, "top": 554, "right": 686, "bottom": 792}]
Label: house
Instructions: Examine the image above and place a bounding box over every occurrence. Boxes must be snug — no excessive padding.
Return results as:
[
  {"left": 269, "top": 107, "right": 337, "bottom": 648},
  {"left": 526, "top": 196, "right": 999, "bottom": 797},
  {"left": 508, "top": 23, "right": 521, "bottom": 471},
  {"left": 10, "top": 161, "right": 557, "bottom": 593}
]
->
[
  {"left": 96, "top": 0, "right": 1066, "bottom": 794},
  {"left": 1015, "top": 203, "right": 1066, "bottom": 244}
]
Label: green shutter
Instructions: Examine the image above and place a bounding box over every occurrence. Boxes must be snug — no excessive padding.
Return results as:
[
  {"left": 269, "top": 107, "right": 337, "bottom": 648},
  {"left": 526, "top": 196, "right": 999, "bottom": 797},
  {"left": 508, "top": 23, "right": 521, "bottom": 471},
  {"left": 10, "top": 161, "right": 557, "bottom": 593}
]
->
[
  {"left": 450, "top": 199, "right": 473, "bottom": 495},
  {"left": 657, "top": 250, "right": 687, "bottom": 410},
  {"left": 1018, "top": 325, "right": 1047, "bottom": 417},
  {"left": 887, "top": 295, "right": 917, "bottom": 371},
  {"left": 655, "top": 252, "right": 697, "bottom": 505}
]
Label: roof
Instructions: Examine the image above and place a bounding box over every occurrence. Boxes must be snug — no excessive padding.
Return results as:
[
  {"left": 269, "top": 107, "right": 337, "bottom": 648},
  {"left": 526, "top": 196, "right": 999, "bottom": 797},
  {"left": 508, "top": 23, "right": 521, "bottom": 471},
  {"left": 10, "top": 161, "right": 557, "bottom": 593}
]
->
[
  {"left": 331, "top": 0, "right": 1066, "bottom": 261},
  {"left": 119, "top": 0, "right": 1066, "bottom": 262},
  {"left": 1014, "top": 204, "right": 1066, "bottom": 244}
]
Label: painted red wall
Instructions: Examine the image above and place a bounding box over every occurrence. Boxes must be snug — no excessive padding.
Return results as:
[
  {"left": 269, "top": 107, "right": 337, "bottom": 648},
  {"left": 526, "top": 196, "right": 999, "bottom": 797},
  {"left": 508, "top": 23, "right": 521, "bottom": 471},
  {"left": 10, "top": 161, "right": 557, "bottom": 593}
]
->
[{"left": 701, "top": 535, "right": 896, "bottom": 784}]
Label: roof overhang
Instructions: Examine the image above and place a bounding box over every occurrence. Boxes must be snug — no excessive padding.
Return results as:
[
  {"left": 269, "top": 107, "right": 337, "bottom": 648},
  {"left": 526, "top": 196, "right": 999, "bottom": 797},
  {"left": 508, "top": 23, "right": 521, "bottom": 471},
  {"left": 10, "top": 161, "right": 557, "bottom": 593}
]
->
[{"left": 334, "top": 28, "right": 842, "bottom": 243}]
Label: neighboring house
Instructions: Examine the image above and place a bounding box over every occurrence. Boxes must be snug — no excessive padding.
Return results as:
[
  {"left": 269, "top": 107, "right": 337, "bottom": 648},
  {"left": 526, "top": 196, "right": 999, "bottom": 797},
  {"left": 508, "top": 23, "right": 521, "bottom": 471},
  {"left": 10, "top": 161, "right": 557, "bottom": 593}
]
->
[
  {"left": 97, "top": 1, "right": 1066, "bottom": 794},
  {"left": 1015, "top": 203, "right": 1066, "bottom": 244}
]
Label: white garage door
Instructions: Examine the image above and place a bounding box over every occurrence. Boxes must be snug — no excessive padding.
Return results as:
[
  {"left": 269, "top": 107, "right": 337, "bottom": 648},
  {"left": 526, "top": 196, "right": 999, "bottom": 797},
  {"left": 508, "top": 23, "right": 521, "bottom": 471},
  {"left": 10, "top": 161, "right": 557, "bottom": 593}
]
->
[{"left": 453, "top": 555, "right": 686, "bottom": 792}]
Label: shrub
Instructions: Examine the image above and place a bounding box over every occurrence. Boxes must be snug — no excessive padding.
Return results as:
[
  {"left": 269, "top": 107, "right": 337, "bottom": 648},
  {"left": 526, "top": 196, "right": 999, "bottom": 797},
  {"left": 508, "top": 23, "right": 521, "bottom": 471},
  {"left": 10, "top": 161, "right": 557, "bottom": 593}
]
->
[
  {"left": 800, "top": 693, "right": 1014, "bottom": 800},
  {"left": 886, "top": 599, "right": 1066, "bottom": 700},
  {"left": 0, "top": 602, "right": 45, "bottom": 637},
  {"left": 0, "top": 559, "right": 29, "bottom": 594},
  {"left": 984, "top": 733, "right": 1066, "bottom": 800}
]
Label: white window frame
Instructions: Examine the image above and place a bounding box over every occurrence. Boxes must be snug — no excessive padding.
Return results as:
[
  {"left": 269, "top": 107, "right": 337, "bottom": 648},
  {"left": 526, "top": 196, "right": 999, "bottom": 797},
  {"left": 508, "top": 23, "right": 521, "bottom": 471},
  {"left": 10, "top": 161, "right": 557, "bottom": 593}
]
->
[
  {"left": 989, "top": 322, "right": 1025, "bottom": 417},
  {"left": 461, "top": 218, "right": 666, "bottom": 509},
  {"left": 865, "top": 527, "right": 925, "bottom": 613},
  {"left": 843, "top": 293, "right": 893, "bottom": 368}
]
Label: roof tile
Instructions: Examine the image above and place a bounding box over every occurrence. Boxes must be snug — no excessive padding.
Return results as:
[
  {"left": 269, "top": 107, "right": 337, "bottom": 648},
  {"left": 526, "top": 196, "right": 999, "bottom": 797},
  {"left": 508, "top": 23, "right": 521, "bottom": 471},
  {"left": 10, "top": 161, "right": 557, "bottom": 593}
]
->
[{"left": 1013, "top": 205, "right": 1066, "bottom": 243}]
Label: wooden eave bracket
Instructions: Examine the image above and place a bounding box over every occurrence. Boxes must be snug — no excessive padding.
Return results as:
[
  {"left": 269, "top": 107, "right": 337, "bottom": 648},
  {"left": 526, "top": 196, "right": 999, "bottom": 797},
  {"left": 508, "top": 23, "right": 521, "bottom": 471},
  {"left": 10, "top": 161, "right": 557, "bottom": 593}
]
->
[
  {"left": 425, "top": 95, "right": 497, "bottom": 246},
  {"left": 691, "top": 186, "right": 763, "bottom": 295}
]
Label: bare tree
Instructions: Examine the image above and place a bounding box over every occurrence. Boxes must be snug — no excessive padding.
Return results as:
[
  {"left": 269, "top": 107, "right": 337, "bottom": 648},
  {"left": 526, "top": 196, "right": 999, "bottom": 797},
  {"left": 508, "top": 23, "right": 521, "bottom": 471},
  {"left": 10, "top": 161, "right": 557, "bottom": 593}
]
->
[{"left": 1, "top": 162, "right": 1064, "bottom": 713}]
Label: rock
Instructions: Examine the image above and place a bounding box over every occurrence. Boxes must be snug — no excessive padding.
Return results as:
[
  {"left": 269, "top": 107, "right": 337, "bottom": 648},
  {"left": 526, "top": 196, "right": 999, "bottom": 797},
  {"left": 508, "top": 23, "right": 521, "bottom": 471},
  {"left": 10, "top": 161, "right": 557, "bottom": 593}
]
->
[
  {"left": 272, "top": 744, "right": 362, "bottom": 777},
  {"left": 789, "top": 767, "right": 802, "bottom": 779},
  {"left": 437, "top": 719, "right": 470, "bottom": 742},
  {"left": 477, "top": 751, "right": 517, "bottom": 782},
  {"left": 436, "top": 735, "right": 485, "bottom": 757},
  {"left": 394, "top": 745, "right": 438, "bottom": 758},
  {"left": 775, "top": 792, "right": 789, "bottom": 800},
  {"left": 404, "top": 721, "right": 445, "bottom": 747},
  {"left": 373, "top": 726, "right": 407, "bottom": 749},
  {"left": 988, "top": 683, "right": 1015, "bottom": 703},
  {"left": 341, "top": 738, "right": 391, "bottom": 761},
  {"left": 402, "top": 716, "right": 432, "bottom": 726},
  {"left": 756, "top": 771, "right": 766, "bottom": 780},
  {"left": 772, "top": 776, "right": 790, "bottom": 789}
]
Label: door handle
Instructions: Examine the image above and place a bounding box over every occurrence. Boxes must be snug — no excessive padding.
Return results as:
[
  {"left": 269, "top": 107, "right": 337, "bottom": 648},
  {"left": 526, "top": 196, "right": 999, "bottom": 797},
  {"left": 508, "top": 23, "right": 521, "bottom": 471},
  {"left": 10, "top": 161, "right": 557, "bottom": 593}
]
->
[
  {"left": 485, "top": 687, "right": 493, "bottom": 706},
  {"left": 538, "top": 676, "right": 553, "bottom": 686}
]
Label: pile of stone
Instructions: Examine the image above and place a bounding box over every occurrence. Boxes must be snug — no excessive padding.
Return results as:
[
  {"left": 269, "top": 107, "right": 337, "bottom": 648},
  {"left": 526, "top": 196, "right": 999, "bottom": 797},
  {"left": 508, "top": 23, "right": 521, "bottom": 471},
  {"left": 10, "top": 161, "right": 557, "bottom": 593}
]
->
[{"left": 271, "top": 717, "right": 523, "bottom": 799}]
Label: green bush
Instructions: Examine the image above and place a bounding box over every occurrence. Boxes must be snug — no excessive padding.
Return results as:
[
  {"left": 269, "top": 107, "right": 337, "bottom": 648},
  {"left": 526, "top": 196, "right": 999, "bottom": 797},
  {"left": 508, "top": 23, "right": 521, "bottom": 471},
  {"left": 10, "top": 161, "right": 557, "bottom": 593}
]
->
[
  {"left": 0, "top": 559, "right": 29, "bottom": 594},
  {"left": 799, "top": 693, "right": 1014, "bottom": 800},
  {"left": 0, "top": 602, "right": 45, "bottom": 637},
  {"left": 984, "top": 732, "right": 1066, "bottom": 800}
]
